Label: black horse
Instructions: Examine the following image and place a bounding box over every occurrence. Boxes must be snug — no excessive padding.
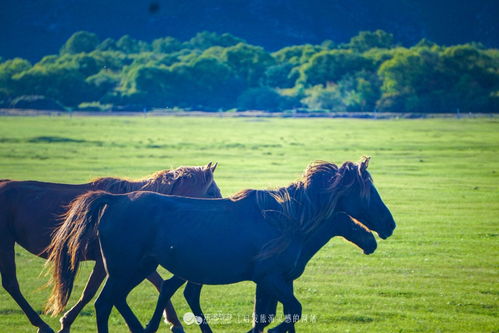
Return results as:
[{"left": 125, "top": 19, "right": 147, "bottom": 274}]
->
[
  {"left": 48, "top": 157, "right": 396, "bottom": 332},
  {"left": 184, "top": 211, "right": 377, "bottom": 333}
]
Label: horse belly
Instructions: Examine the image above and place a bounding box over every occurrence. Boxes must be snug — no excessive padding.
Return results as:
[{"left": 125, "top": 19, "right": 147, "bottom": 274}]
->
[{"left": 157, "top": 240, "right": 256, "bottom": 285}]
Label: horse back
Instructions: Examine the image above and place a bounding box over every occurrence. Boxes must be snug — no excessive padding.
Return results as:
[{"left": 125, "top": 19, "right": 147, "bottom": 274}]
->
[{"left": 97, "top": 191, "right": 281, "bottom": 283}]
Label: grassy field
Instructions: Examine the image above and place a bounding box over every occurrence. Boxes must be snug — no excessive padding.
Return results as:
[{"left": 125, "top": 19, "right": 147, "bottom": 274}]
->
[{"left": 0, "top": 116, "right": 498, "bottom": 333}]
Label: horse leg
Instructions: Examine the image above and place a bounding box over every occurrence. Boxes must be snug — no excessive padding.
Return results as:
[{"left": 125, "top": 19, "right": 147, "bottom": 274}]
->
[
  {"left": 144, "top": 276, "right": 186, "bottom": 333},
  {"left": 147, "top": 271, "right": 185, "bottom": 333},
  {"left": 183, "top": 282, "right": 213, "bottom": 333},
  {"left": 248, "top": 284, "right": 278, "bottom": 333},
  {"left": 0, "top": 236, "right": 54, "bottom": 333},
  {"left": 94, "top": 276, "right": 116, "bottom": 333},
  {"left": 58, "top": 258, "right": 107, "bottom": 333},
  {"left": 95, "top": 273, "right": 146, "bottom": 333},
  {"left": 93, "top": 259, "right": 166, "bottom": 333},
  {"left": 113, "top": 277, "right": 148, "bottom": 333},
  {"left": 258, "top": 276, "right": 301, "bottom": 333}
]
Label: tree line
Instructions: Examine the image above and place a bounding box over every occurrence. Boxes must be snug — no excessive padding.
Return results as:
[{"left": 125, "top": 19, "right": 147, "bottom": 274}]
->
[{"left": 0, "top": 30, "right": 498, "bottom": 112}]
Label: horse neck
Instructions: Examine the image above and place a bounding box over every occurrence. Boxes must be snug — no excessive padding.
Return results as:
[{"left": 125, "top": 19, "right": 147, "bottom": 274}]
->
[
  {"left": 126, "top": 180, "right": 149, "bottom": 191},
  {"left": 92, "top": 178, "right": 148, "bottom": 194},
  {"left": 297, "top": 217, "right": 339, "bottom": 267}
]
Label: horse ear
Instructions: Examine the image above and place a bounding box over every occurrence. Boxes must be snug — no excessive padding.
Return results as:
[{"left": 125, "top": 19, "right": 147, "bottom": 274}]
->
[
  {"left": 210, "top": 162, "right": 218, "bottom": 173},
  {"left": 206, "top": 162, "right": 213, "bottom": 170},
  {"left": 360, "top": 156, "right": 371, "bottom": 173}
]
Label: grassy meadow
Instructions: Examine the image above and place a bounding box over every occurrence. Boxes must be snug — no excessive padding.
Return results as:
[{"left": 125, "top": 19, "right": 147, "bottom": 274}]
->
[{"left": 0, "top": 115, "right": 498, "bottom": 333}]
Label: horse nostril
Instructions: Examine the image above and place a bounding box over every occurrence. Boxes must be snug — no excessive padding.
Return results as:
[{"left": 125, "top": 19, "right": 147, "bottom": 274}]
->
[{"left": 364, "top": 245, "right": 376, "bottom": 255}]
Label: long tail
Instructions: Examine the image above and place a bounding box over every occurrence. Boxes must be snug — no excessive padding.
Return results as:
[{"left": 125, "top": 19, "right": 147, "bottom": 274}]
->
[{"left": 44, "top": 190, "right": 118, "bottom": 316}]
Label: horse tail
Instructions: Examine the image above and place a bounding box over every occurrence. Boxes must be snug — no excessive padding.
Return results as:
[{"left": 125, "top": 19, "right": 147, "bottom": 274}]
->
[{"left": 44, "top": 190, "right": 119, "bottom": 316}]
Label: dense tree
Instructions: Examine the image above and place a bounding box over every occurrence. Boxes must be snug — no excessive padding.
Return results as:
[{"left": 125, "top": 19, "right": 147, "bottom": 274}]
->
[
  {"left": 222, "top": 43, "right": 275, "bottom": 87},
  {"left": 12, "top": 64, "right": 93, "bottom": 106},
  {"left": 120, "top": 55, "right": 243, "bottom": 108},
  {"left": 301, "top": 84, "right": 344, "bottom": 111},
  {"left": 237, "top": 86, "right": 284, "bottom": 111},
  {"left": 60, "top": 31, "right": 100, "bottom": 54},
  {"left": 185, "top": 32, "right": 245, "bottom": 50},
  {"left": 152, "top": 37, "right": 183, "bottom": 54},
  {"left": 116, "top": 35, "right": 150, "bottom": 54},
  {"left": 86, "top": 70, "right": 120, "bottom": 101},
  {"left": 272, "top": 45, "right": 323, "bottom": 65},
  {"left": 264, "top": 63, "right": 297, "bottom": 88},
  {"left": 299, "top": 50, "right": 373, "bottom": 86},
  {"left": 185, "top": 56, "right": 243, "bottom": 107},
  {"left": 96, "top": 38, "right": 119, "bottom": 51},
  {"left": 345, "top": 30, "right": 395, "bottom": 52},
  {"left": 377, "top": 45, "right": 499, "bottom": 112},
  {"left": 89, "top": 51, "right": 131, "bottom": 71},
  {"left": 0, "top": 58, "right": 32, "bottom": 95},
  {"left": 440, "top": 45, "right": 499, "bottom": 111},
  {"left": 301, "top": 71, "right": 381, "bottom": 112},
  {"left": 0, "top": 30, "right": 497, "bottom": 112},
  {"left": 378, "top": 49, "right": 443, "bottom": 112}
]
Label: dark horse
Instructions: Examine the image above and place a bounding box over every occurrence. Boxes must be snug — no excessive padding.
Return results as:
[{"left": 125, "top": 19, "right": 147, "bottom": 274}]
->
[
  {"left": 0, "top": 163, "right": 220, "bottom": 333},
  {"left": 183, "top": 212, "right": 377, "bottom": 333},
  {"left": 48, "top": 157, "right": 395, "bottom": 332}
]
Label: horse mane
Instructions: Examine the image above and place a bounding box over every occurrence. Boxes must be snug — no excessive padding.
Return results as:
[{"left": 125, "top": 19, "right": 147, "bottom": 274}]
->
[
  {"left": 90, "top": 166, "right": 209, "bottom": 195},
  {"left": 233, "top": 157, "right": 372, "bottom": 259}
]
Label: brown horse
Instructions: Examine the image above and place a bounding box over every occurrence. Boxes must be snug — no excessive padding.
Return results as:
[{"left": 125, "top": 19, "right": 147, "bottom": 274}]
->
[{"left": 0, "top": 163, "right": 221, "bottom": 333}]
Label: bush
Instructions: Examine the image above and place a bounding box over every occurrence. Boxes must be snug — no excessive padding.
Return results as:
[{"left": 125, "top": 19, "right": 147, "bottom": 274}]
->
[
  {"left": 301, "top": 84, "right": 344, "bottom": 111},
  {"left": 10, "top": 95, "right": 65, "bottom": 110},
  {"left": 77, "top": 102, "right": 112, "bottom": 111},
  {"left": 237, "top": 87, "right": 284, "bottom": 112}
]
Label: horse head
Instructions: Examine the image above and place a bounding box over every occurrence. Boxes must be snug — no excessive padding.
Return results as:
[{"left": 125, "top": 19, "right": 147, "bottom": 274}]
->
[
  {"left": 334, "top": 157, "right": 396, "bottom": 240},
  {"left": 145, "top": 162, "right": 222, "bottom": 198}
]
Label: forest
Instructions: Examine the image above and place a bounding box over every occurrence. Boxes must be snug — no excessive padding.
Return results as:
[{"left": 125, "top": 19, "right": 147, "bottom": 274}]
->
[{"left": 1, "top": 30, "right": 498, "bottom": 113}]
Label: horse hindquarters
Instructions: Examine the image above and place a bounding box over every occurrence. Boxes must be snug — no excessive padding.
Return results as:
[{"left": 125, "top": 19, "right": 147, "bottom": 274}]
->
[
  {"left": 45, "top": 191, "right": 120, "bottom": 316},
  {"left": 95, "top": 197, "right": 168, "bottom": 333}
]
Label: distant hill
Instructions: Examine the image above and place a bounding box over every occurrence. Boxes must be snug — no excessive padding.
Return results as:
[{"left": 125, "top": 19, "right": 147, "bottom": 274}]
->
[{"left": 1, "top": 0, "right": 499, "bottom": 61}]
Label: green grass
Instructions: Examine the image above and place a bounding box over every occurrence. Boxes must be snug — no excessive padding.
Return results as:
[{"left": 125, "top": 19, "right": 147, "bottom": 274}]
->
[{"left": 0, "top": 116, "right": 498, "bottom": 333}]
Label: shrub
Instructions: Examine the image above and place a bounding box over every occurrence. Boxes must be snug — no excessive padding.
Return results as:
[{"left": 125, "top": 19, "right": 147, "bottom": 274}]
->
[
  {"left": 237, "top": 87, "right": 284, "bottom": 112},
  {"left": 10, "top": 95, "right": 65, "bottom": 110}
]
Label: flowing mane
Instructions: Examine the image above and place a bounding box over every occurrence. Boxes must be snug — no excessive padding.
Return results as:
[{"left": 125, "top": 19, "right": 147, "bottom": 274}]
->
[
  {"left": 90, "top": 166, "right": 210, "bottom": 195},
  {"left": 232, "top": 157, "right": 372, "bottom": 258}
]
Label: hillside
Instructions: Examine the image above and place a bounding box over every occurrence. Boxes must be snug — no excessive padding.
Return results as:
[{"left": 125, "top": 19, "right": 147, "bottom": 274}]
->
[{"left": 1, "top": 0, "right": 499, "bottom": 61}]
